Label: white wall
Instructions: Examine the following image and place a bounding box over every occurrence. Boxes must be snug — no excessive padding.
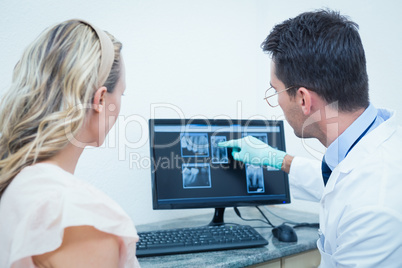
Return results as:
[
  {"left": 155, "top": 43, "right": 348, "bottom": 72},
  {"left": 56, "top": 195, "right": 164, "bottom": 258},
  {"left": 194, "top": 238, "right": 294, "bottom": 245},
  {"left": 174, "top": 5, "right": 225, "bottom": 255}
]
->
[{"left": 1, "top": 0, "right": 401, "bottom": 226}]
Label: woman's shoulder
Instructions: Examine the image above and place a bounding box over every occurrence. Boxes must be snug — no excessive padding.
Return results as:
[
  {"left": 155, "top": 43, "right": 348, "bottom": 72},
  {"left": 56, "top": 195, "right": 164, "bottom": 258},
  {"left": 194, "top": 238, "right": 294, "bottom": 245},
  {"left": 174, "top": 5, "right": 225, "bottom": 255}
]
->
[
  {"left": 6, "top": 163, "right": 110, "bottom": 200},
  {"left": 0, "top": 163, "right": 139, "bottom": 268},
  {"left": 3, "top": 163, "right": 135, "bottom": 227},
  {"left": 6, "top": 163, "right": 80, "bottom": 193}
]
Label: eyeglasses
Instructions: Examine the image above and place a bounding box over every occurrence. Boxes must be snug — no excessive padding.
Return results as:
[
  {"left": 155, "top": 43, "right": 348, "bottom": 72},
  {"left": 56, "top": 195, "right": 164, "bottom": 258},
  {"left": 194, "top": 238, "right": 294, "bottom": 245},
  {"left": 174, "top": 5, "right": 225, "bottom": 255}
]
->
[{"left": 263, "top": 86, "right": 296, "bottom": 107}]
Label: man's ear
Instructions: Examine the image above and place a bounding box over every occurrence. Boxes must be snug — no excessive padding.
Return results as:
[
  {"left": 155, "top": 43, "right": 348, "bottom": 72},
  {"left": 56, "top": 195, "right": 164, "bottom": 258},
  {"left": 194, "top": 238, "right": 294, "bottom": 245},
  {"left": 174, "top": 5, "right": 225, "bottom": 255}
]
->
[
  {"left": 93, "top": 87, "right": 107, "bottom": 113},
  {"left": 298, "top": 87, "right": 312, "bottom": 115}
]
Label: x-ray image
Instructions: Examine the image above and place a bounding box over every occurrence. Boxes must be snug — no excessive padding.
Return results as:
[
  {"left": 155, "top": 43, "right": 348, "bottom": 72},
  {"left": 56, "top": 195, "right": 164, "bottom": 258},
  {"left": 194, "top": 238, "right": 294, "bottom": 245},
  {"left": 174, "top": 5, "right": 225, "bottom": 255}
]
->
[
  {"left": 182, "top": 163, "right": 211, "bottom": 189},
  {"left": 242, "top": 133, "right": 268, "bottom": 144},
  {"left": 180, "top": 133, "right": 209, "bottom": 157},
  {"left": 210, "top": 136, "right": 229, "bottom": 164},
  {"left": 245, "top": 164, "right": 265, "bottom": 193}
]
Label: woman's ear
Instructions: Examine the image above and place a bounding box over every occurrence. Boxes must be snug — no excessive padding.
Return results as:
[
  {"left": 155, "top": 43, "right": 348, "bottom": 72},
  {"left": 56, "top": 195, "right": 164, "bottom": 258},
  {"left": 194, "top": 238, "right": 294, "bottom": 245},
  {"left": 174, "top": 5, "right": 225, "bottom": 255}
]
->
[
  {"left": 93, "top": 87, "right": 107, "bottom": 113},
  {"left": 298, "top": 87, "right": 312, "bottom": 116}
]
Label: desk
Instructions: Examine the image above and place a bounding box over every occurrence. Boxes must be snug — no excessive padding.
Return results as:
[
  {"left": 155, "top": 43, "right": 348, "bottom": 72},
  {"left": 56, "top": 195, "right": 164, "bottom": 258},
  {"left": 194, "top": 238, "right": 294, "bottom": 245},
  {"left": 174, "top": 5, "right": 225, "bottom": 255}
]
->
[{"left": 137, "top": 207, "right": 320, "bottom": 267}]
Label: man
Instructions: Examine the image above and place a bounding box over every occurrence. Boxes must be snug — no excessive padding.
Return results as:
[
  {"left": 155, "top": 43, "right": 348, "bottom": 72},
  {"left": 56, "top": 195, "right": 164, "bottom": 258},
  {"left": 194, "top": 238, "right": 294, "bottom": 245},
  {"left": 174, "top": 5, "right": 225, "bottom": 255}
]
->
[{"left": 219, "top": 10, "right": 402, "bottom": 267}]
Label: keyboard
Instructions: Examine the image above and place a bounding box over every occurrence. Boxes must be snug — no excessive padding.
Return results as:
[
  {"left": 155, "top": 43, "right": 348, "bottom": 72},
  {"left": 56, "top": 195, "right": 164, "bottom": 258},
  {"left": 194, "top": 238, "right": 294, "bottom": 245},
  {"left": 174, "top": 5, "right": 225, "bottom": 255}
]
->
[{"left": 136, "top": 224, "right": 268, "bottom": 257}]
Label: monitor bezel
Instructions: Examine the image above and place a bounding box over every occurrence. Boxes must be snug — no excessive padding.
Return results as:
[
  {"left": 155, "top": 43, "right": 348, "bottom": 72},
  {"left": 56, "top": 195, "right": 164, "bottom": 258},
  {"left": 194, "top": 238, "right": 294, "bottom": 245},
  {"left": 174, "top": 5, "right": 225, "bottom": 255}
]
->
[{"left": 149, "top": 118, "right": 291, "bottom": 210}]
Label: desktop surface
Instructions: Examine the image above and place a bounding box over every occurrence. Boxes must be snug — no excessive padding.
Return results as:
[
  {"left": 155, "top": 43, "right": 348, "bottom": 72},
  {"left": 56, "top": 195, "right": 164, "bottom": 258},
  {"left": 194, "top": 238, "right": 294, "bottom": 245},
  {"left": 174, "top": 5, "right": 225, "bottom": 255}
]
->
[{"left": 136, "top": 207, "right": 319, "bottom": 268}]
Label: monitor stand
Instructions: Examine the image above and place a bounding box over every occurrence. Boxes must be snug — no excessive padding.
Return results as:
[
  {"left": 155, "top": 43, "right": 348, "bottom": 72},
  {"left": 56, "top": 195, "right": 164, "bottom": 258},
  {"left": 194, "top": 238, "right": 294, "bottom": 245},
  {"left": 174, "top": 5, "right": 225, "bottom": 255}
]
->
[{"left": 209, "top": 207, "right": 226, "bottom": 226}]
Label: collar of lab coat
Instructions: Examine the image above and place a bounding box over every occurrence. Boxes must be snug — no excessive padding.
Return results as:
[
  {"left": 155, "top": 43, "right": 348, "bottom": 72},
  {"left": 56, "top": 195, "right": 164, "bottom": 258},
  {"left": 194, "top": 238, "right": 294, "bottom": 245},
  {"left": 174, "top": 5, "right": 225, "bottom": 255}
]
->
[{"left": 322, "top": 108, "right": 397, "bottom": 195}]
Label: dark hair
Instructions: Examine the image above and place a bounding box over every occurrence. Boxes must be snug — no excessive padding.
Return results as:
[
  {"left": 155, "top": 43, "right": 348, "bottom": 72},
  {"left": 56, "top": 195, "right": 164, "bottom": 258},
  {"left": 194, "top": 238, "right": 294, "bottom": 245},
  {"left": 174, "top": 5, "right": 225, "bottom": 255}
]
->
[{"left": 261, "top": 10, "right": 369, "bottom": 112}]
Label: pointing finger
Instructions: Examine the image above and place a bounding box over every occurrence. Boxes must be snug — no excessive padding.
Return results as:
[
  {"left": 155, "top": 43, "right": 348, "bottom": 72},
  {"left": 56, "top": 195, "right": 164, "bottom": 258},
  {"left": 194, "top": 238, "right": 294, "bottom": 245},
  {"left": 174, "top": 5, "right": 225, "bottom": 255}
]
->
[{"left": 218, "top": 139, "right": 240, "bottom": 148}]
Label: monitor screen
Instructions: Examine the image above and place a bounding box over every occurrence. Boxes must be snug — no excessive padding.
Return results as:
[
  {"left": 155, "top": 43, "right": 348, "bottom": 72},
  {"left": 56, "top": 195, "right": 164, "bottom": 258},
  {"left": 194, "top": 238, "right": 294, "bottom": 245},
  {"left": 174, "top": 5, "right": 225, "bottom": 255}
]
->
[{"left": 149, "top": 119, "right": 291, "bottom": 211}]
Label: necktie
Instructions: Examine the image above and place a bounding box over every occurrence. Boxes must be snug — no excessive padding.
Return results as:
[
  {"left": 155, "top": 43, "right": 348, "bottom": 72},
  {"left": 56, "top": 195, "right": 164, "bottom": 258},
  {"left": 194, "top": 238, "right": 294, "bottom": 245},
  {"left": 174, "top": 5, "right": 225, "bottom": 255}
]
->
[
  {"left": 321, "top": 117, "right": 377, "bottom": 186},
  {"left": 321, "top": 157, "right": 332, "bottom": 186}
]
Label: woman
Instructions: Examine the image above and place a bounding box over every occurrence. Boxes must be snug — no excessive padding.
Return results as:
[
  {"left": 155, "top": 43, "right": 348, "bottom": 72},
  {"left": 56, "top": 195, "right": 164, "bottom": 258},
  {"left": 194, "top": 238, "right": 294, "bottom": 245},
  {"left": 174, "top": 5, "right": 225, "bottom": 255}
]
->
[{"left": 0, "top": 20, "right": 140, "bottom": 267}]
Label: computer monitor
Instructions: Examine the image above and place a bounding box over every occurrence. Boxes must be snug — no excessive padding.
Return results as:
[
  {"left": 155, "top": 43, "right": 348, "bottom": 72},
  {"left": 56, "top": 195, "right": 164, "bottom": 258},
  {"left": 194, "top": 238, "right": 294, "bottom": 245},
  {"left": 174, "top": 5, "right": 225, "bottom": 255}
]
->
[{"left": 149, "top": 119, "right": 291, "bottom": 225}]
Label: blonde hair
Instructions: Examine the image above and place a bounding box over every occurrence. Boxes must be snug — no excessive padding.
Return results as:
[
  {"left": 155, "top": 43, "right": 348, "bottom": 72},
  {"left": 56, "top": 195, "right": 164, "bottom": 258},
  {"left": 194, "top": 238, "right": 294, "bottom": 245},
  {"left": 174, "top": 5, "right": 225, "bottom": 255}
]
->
[{"left": 0, "top": 20, "right": 122, "bottom": 196}]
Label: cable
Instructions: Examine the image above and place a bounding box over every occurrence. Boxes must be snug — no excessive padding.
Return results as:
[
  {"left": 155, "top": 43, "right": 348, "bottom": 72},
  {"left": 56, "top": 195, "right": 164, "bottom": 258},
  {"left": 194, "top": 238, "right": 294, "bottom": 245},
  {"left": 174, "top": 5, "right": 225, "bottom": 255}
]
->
[
  {"left": 234, "top": 206, "right": 319, "bottom": 229},
  {"left": 293, "top": 222, "right": 319, "bottom": 228},
  {"left": 262, "top": 206, "right": 299, "bottom": 224},
  {"left": 233, "top": 207, "right": 275, "bottom": 228},
  {"left": 255, "top": 206, "right": 276, "bottom": 228},
  {"left": 261, "top": 206, "right": 319, "bottom": 229}
]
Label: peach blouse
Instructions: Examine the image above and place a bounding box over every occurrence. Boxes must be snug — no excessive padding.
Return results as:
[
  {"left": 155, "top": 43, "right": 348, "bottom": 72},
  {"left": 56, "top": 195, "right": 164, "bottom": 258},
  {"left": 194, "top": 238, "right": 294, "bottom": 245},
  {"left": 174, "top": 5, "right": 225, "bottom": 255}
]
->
[{"left": 0, "top": 163, "right": 140, "bottom": 268}]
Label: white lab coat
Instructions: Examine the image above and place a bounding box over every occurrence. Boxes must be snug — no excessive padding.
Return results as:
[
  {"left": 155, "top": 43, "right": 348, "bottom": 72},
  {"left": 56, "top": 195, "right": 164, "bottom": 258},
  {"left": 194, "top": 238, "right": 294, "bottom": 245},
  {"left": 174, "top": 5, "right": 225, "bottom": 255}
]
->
[{"left": 288, "top": 108, "right": 402, "bottom": 267}]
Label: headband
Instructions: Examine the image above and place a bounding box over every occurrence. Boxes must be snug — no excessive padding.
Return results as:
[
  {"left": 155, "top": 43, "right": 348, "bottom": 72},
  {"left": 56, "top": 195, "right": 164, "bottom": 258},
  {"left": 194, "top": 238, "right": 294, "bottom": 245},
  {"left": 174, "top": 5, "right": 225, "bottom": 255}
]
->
[{"left": 74, "top": 19, "right": 115, "bottom": 88}]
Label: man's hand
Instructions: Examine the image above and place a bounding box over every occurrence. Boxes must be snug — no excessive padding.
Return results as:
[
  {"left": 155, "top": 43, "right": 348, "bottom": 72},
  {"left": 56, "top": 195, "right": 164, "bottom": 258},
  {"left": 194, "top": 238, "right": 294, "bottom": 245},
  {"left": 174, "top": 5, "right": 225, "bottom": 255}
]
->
[{"left": 218, "top": 136, "right": 286, "bottom": 170}]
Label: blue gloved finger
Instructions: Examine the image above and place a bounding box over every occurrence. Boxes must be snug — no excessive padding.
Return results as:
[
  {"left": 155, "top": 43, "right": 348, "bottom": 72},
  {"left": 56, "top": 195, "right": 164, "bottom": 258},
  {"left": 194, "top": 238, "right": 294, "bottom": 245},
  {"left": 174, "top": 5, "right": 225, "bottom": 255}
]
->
[
  {"left": 232, "top": 147, "right": 240, "bottom": 153},
  {"left": 233, "top": 148, "right": 248, "bottom": 162},
  {"left": 217, "top": 141, "right": 229, "bottom": 147},
  {"left": 232, "top": 151, "right": 242, "bottom": 161},
  {"left": 218, "top": 139, "right": 241, "bottom": 148}
]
